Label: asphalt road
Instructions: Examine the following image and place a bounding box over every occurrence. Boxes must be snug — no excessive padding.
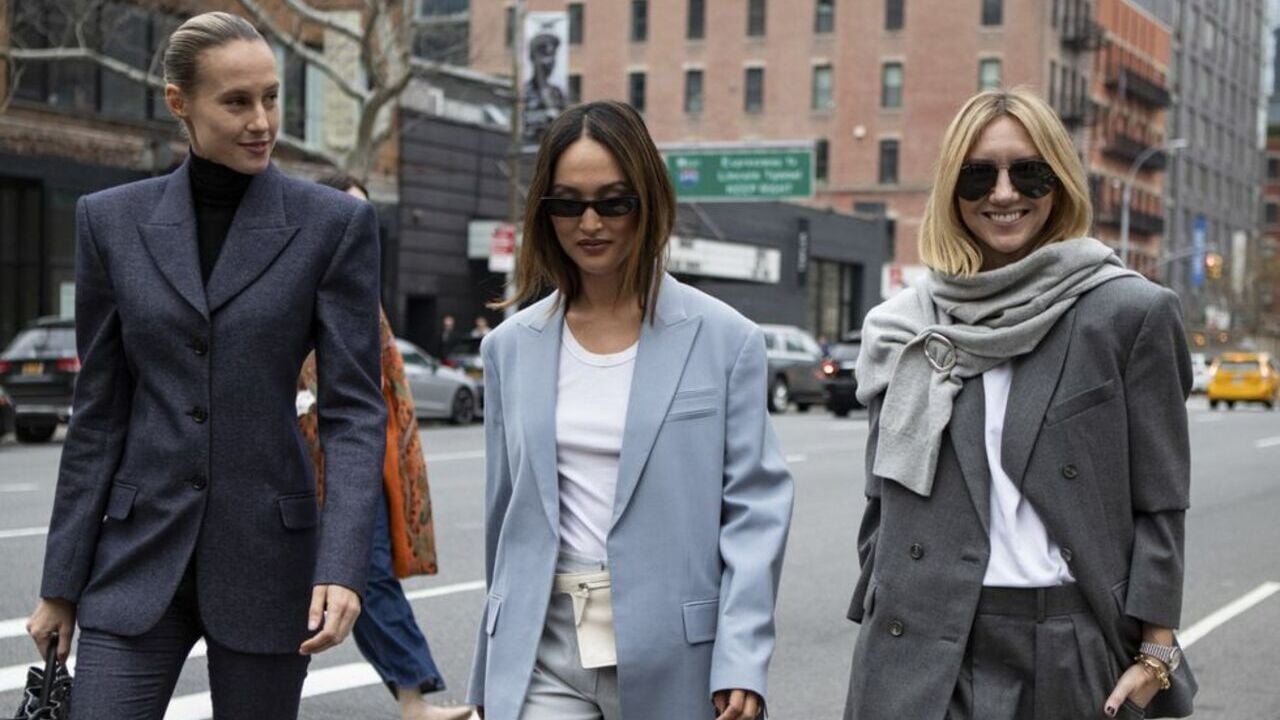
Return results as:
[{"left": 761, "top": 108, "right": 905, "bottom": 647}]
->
[{"left": 0, "top": 398, "right": 1277, "bottom": 718}]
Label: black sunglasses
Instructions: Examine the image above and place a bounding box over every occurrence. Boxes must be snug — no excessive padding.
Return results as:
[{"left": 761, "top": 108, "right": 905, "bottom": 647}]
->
[
  {"left": 540, "top": 196, "right": 641, "bottom": 218},
  {"left": 955, "top": 160, "right": 1058, "bottom": 201}
]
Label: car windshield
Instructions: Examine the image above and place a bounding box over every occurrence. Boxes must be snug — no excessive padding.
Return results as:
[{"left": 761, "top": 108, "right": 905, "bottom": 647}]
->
[
  {"left": 829, "top": 343, "right": 861, "bottom": 361},
  {"left": 2, "top": 327, "right": 76, "bottom": 358},
  {"left": 1218, "top": 361, "right": 1260, "bottom": 373}
]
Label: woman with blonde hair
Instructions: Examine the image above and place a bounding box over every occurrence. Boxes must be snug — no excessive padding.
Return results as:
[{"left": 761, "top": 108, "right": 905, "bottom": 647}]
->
[
  {"left": 467, "top": 100, "right": 793, "bottom": 720},
  {"left": 844, "top": 88, "right": 1197, "bottom": 720}
]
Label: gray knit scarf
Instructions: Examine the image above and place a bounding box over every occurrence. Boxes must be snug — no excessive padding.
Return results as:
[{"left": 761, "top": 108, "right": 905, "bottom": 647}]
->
[{"left": 855, "top": 237, "right": 1138, "bottom": 497}]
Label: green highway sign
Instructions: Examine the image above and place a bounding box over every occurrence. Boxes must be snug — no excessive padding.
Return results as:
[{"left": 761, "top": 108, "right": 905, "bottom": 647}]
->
[{"left": 663, "top": 145, "right": 814, "bottom": 201}]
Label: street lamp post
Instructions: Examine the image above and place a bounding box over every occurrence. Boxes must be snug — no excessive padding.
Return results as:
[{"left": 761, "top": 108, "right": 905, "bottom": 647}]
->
[{"left": 1120, "top": 137, "right": 1188, "bottom": 267}]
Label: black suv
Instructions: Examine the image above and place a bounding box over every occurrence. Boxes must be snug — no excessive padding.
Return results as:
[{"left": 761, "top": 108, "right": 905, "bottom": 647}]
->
[
  {"left": 823, "top": 332, "right": 862, "bottom": 417},
  {"left": 0, "top": 317, "right": 79, "bottom": 443}
]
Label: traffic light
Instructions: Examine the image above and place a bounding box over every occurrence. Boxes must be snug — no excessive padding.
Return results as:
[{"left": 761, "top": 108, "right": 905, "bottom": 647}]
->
[{"left": 1204, "top": 252, "right": 1223, "bottom": 280}]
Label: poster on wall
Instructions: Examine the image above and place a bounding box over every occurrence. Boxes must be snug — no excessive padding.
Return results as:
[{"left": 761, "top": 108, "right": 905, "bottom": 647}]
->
[{"left": 522, "top": 11, "right": 569, "bottom": 143}]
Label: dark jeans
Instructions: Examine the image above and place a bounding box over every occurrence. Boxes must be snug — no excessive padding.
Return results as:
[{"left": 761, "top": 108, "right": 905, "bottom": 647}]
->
[
  {"left": 354, "top": 489, "right": 447, "bottom": 697},
  {"left": 70, "top": 564, "right": 310, "bottom": 720}
]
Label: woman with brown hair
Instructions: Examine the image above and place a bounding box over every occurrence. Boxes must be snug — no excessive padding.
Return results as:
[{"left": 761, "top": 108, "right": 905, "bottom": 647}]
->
[
  {"left": 845, "top": 88, "right": 1196, "bottom": 720},
  {"left": 466, "top": 100, "right": 794, "bottom": 720}
]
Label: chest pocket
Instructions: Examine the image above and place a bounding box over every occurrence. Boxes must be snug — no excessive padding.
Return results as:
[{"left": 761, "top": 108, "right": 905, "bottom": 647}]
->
[
  {"left": 665, "top": 387, "right": 721, "bottom": 422},
  {"left": 1045, "top": 379, "right": 1119, "bottom": 426}
]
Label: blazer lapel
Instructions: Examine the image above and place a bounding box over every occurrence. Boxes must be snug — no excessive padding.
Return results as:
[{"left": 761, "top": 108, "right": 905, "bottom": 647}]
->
[
  {"left": 611, "top": 275, "right": 701, "bottom": 529},
  {"left": 1001, "top": 307, "right": 1077, "bottom": 491},
  {"left": 950, "top": 375, "right": 991, "bottom": 532},
  {"left": 205, "top": 164, "right": 300, "bottom": 314},
  {"left": 137, "top": 158, "right": 208, "bottom": 320},
  {"left": 516, "top": 294, "right": 565, "bottom": 536}
]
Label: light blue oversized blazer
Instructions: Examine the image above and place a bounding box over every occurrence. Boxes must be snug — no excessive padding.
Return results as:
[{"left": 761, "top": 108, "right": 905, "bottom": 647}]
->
[{"left": 466, "top": 273, "right": 795, "bottom": 719}]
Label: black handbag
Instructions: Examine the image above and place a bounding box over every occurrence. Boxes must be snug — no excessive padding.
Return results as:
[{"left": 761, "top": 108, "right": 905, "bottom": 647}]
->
[{"left": 11, "top": 631, "right": 72, "bottom": 720}]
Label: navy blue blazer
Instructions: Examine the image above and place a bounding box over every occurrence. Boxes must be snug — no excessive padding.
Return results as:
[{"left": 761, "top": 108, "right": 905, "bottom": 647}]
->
[{"left": 39, "top": 158, "right": 387, "bottom": 654}]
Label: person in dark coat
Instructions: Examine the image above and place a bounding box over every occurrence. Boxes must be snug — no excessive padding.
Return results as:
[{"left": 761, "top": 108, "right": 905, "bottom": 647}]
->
[{"left": 26, "top": 12, "right": 385, "bottom": 719}]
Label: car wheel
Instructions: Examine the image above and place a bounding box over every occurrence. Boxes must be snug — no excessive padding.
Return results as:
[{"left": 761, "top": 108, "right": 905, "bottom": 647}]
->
[
  {"left": 1226, "top": 401, "right": 1236, "bottom": 410},
  {"left": 768, "top": 377, "right": 789, "bottom": 414},
  {"left": 832, "top": 406, "right": 851, "bottom": 418},
  {"left": 450, "top": 388, "right": 476, "bottom": 425},
  {"left": 796, "top": 403, "right": 811, "bottom": 412},
  {"left": 1209, "top": 400, "right": 1219, "bottom": 410},
  {"left": 16, "top": 421, "right": 56, "bottom": 444}
]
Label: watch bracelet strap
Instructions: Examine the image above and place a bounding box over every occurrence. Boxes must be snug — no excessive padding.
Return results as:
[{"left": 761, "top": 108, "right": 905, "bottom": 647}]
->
[{"left": 1139, "top": 641, "right": 1177, "bottom": 664}]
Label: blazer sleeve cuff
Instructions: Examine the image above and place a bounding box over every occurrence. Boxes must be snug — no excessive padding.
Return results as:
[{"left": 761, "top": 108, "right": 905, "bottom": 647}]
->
[
  {"left": 1124, "top": 511, "right": 1186, "bottom": 629},
  {"left": 709, "top": 663, "right": 768, "bottom": 704}
]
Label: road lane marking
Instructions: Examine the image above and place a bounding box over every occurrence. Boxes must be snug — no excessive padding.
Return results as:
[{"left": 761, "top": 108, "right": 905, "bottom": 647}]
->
[
  {"left": 0, "top": 580, "right": 485, "bottom": 692},
  {"left": 164, "top": 662, "right": 385, "bottom": 720},
  {"left": 425, "top": 450, "right": 486, "bottom": 462},
  {"left": 0, "top": 526, "right": 46, "bottom": 540},
  {"left": 1254, "top": 436, "right": 1280, "bottom": 449},
  {"left": 0, "top": 483, "right": 39, "bottom": 493},
  {"left": 1179, "top": 581, "right": 1280, "bottom": 648},
  {"left": 785, "top": 454, "right": 808, "bottom": 464}
]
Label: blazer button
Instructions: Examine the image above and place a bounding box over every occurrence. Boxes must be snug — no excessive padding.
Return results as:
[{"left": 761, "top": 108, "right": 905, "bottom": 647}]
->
[
  {"left": 888, "top": 620, "right": 905, "bottom": 637},
  {"left": 909, "top": 543, "right": 925, "bottom": 560},
  {"left": 189, "top": 406, "right": 208, "bottom": 423},
  {"left": 190, "top": 338, "right": 208, "bottom": 356},
  {"left": 190, "top": 475, "right": 207, "bottom": 490},
  {"left": 1061, "top": 464, "right": 1079, "bottom": 479}
]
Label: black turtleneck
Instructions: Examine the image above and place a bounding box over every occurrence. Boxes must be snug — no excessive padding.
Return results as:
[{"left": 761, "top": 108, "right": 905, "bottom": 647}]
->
[{"left": 189, "top": 150, "right": 253, "bottom": 284}]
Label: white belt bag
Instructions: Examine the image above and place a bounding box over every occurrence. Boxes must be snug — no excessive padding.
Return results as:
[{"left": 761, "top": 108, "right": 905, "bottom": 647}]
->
[{"left": 552, "top": 568, "right": 616, "bottom": 669}]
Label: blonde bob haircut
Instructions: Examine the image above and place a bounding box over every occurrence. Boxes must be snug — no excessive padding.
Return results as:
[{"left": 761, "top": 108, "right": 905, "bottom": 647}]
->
[
  {"left": 919, "top": 87, "right": 1092, "bottom": 277},
  {"left": 497, "top": 101, "right": 675, "bottom": 321}
]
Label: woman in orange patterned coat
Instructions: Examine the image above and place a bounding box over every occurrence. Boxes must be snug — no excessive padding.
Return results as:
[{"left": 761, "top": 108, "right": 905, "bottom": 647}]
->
[{"left": 297, "top": 174, "right": 470, "bottom": 720}]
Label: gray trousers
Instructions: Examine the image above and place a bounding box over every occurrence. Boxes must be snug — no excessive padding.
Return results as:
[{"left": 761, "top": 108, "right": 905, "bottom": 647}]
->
[
  {"left": 70, "top": 563, "right": 310, "bottom": 720},
  {"left": 946, "top": 585, "right": 1146, "bottom": 720},
  {"left": 519, "top": 551, "right": 621, "bottom": 720}
]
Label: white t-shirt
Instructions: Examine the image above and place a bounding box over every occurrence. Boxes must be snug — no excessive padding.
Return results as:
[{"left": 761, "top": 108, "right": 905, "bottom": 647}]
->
[
  {"left": 981, "top": 362, "right": 1076, "bottom": 587},
  {"left": 554, "top": 321, "right": 638, "bottom": 562}
]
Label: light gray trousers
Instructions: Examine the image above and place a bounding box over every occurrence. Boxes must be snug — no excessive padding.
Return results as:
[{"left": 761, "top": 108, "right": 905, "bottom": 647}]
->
[{"left": 519, "top": 551, "right": 621, "bottom": 720}]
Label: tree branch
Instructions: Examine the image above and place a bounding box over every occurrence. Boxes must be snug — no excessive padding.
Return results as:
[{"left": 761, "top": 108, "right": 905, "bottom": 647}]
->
[
  {"left": 234, "top": 0, "right": 368, "bottom": 104},
  {"left": 275, "top": 0, "right": 363, "bottom": 45},
  {"left": 3, "top": 46, "right": 164, "bottom": 89}
]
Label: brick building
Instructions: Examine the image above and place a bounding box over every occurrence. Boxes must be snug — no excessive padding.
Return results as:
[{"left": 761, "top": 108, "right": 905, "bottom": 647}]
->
[{"left": 469, "top": 0, "right": 1122, "bottom": 290}]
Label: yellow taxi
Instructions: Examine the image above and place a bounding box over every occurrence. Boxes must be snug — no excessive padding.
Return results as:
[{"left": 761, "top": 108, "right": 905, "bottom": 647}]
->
[{"left": 1207, "top": 352, "right": 1280, "bottom": 410}]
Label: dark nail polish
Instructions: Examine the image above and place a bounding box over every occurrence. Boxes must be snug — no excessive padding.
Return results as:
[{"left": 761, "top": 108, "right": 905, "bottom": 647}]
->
[{"left": 1105, "top": 706, "right": 1116, "bottom": 718}]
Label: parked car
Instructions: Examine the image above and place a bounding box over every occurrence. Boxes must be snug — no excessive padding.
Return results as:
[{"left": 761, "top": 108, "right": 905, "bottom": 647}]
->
[
  {"left": 759, "top": 324, "right": 827, "bottom": 413},
  {"left": 396, "top": 338, "right": 483, "bottom": 424},
  {"left": 823, "top": 332, "right": 862, "bottom": 417},
  {"left": 1206, "top": 352, "right": 1279, "bottom": 410},
  {"left": 444, "top": 336, "right": 485, "bottom": 382},
  {"left": 0, "top": 384, "right": 15, "bottom": 441},
  {"left": 0, "top": 317, "right": 79, "bottom": 443},
  {"left": 1189, "top": 352, "right": 1211, "bottom": 394}
]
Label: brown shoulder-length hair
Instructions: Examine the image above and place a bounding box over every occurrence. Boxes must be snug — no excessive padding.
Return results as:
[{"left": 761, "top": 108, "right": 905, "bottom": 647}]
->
[{"left": 497, "top": 100, "right": 676, "bottom": 320}]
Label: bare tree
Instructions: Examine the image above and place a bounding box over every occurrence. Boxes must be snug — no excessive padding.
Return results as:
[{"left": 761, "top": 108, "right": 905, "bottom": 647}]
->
[{"left": 0, "top": 0, "right": 464, "bottom": 181}]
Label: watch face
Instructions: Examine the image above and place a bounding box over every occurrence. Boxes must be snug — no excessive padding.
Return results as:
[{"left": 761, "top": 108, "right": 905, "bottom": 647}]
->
[{"left": 1168, "top": 646, "right": 1182, "bottom": 670}]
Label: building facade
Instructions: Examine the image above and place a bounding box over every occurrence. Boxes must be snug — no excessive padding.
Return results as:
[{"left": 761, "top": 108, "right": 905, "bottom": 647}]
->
[{"left": 469, "top": 0, "right": 1107, "bottom": 291}]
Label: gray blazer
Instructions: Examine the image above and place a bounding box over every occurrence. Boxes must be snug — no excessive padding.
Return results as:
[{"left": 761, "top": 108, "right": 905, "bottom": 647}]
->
[
  {"left": 846, "top": 276, "right": 1197, "bottom": 719},
  {"left": 467, "top": 274, "right": 794, "bottom": 719},
  {"left": 39, "top": 158, "right": 386, "bottom": 654}
]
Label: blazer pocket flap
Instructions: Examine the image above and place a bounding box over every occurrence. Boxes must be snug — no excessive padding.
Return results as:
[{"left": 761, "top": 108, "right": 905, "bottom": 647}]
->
[
  {"left": 667, "top": 387, "right": 721, "bottom": 421},
  {"left": 863, "top": 580, "right": 878, "bottom": 619},
  {"left": 485, "top": 595, "right": 502, "bottom": 636},
  {"left": 105, "top": 481, "right": 137, "bottom": 520},
  {"left": 277, "top": 493, "right": 319, "bottom": 530},
  {"left": 682, "top": 598, "right": 719, "bottom": 644},
  {"left": 1046, "top": 379, "right": 1119, "bottom": 425}
]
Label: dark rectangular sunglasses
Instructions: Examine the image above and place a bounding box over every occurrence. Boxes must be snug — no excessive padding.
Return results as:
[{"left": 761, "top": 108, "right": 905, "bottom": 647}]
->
[
  {"left": 955, "top": 160, "right": 1058, "bottom": 201},
  {"left": 540, "top": 196, "right": 640, "bottom": 218}
]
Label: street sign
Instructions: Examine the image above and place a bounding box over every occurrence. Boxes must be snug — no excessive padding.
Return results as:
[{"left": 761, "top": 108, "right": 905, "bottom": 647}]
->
[
  {"left": 489, "top": 224, "right": 517, "bottom": 273},
  {"left": 1191, "top": 215, "right": 1206, "bottom": 289},
  {"left": 663, "top": 145, "right": 814, "bottom": 201}
]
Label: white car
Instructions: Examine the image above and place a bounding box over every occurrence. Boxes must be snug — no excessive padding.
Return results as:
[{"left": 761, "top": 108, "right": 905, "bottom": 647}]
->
[{"left": 395, "top": 339, "right": 483, "bottom": 424}]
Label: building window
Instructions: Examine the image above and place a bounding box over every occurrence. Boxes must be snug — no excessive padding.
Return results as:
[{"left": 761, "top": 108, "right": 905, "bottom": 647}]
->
[
  {"left": 631, "top": 0, "right": 648, "bottom": 42},
  {"left": 688, "top": 0, "right": 706, "bottom": 39},
  {"left": 815, "top": 0, "right": 836, "bottom": 33},
  {"left": 812, "top": 64, "right": 834, "bottom": 110},
  {"left": 569, "top": 3, "right": 584, "bottom": 44},
  {"left": 879, "top": 139, "right": 900, "bottom": 184},
  {"left": 1267, "top": 202, "right": 1278, "bottom": 225},
  {"left": 1268, "top": 157, "right": 1280, "bottom": 179},
  {"left": 885, "top": 0, "right": 905, "bottom": 29},
  {"left": 685, "top": 69, "right": 704, "bottom": 113},
  {"left": 881, "top": 62, "right": 903, "bottom": 108},
  {"left": 629, "top": 71, "right": 646, "bottom": 113},
  {"left": 815, "top": 138, "right": 830, "bottom": 181},
  {"left": 745, "top": 67, "right": 765, "bottom": 113},
  {"left": 748, "top": 0, "right": 767, "bottom": 37},
  {"left": 504, "top": 5, "right": 515, "bottom": 47},
  {"left": 982, "top": 0, "right": 1002, "bottom": 26},
  {"left": 979, "top": 58, "right": 1001, "bottom": 90},
  {"left": 568, "top": 74, "right": 581, "bottom": 104}
]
